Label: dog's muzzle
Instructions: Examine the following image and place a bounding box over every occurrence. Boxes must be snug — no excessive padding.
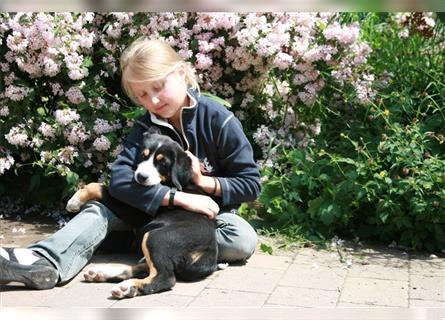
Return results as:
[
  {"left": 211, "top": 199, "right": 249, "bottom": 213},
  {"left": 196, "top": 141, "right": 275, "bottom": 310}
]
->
[{"left": 134, "top": 157, "right": 162, "bottom": 186}]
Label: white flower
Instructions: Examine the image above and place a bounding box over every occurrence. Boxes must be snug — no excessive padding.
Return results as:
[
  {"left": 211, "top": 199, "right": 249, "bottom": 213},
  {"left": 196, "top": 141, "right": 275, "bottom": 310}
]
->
[
  {"left": 93, "top": 135, "right": 111, "bottom": 151},
  {"left": 0, "top": 154, "right": 15, "bottom": 175}
]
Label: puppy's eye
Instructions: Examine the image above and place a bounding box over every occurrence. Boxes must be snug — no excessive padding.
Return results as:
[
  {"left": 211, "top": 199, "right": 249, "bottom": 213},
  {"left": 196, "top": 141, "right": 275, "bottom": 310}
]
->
[
  {"left": 143, "top": 149, "right": 150, "bottom": 158},
  {"left": 156, "top": 153, "right": 164, "bottom": 161}
]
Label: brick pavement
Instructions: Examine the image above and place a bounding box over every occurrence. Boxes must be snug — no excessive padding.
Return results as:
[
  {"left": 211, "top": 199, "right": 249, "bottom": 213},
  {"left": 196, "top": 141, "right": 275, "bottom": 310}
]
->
[{"left": 1, "top": 217, "right": 444, "bottom": 312}]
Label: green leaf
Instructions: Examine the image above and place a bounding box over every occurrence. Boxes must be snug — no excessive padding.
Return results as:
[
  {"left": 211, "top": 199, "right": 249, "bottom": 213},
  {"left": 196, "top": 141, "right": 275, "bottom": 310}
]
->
[
  {"left": 260, "top": 243, "right": 273, "bottom": 255},
  {"left": 308, "top": 197, "right": 323, "bottom": 218},
  {"left": 66, "top": 171, "right": 79, "bottom": 187},
  {"left": 288, "top": 191, "right": 302, "bottom": 202},
  {"left": 81, "top": 56, "right": 93, "bottom": 69},
  {"left": 122, "top": 107, "right": 146, "bottom": 120},
  {"left": 201, "top": 92, "right": 232, "bottom": 108},
  {"left": 190, "top": 39, "right": 199, "bottom": 51},
  {"left": 379, "top": 211, "right": 389, "bottom": 223},
  {"left": 319, "top": 202, "right": 341, "bottom": 225}
]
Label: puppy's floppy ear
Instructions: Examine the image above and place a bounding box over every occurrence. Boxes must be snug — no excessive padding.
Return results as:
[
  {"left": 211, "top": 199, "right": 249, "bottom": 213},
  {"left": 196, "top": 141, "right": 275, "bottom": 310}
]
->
[{"left": 171, "top": 150, "right": 193, "bottom": 191}]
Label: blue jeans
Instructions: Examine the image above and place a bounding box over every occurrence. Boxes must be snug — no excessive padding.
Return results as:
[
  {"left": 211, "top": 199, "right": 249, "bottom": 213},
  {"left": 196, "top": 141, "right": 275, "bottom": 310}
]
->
[{"left": 29, "top": 201, "right": 257, "bottom": 283}]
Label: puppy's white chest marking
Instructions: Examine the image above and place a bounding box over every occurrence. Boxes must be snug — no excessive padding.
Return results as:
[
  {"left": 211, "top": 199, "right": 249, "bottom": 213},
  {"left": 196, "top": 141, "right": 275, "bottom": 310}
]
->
[{"left": 134, "top": 142, "right": 163, "bottom": 186}]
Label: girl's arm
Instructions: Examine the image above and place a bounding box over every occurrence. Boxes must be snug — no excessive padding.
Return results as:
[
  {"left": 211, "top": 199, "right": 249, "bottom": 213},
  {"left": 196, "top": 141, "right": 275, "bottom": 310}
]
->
[{"left": 160, "top": 190, "right": 219, "bottom": 220}]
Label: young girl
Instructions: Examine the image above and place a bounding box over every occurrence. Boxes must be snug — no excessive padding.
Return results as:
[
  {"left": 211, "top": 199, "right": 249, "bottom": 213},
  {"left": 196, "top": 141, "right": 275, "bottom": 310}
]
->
[{"left": 0, "top": 38, "right": 260, "bottom": 290}]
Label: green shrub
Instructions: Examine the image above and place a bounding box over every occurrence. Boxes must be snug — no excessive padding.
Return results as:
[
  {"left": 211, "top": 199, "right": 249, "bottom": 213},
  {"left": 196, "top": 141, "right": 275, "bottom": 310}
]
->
[{"left": 257, "top": 13, "right": 445, "bottom": 251}]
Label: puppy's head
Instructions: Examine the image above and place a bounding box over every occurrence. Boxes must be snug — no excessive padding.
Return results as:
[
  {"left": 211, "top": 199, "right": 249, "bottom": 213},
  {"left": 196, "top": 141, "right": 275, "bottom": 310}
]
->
[{"left": 134, "top": 129, "right": 193, "bottom": 190}]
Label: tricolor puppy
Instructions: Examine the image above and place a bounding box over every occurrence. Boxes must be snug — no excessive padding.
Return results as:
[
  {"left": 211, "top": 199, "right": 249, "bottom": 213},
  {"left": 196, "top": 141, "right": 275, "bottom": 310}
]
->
[{"left": 66, "top": 128, "right": 218, "bottom": 299}]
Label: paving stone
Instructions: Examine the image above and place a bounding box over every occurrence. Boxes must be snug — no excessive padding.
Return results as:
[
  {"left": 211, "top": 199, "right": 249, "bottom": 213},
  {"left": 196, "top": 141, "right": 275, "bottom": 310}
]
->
[
  {"left": 43, "top": 281, "right": 116, "bottom": 307},
  {"left": 294, "top": 248, "right": 345, "bottom": 268},
  {"left": 267, "top": 285, "right": 339, "bottom": 307},
  {"left": 0, "top": 285, "right": 63, "bottom": 307},
  {"left": 410, "top": 259, "right": 445, "bottom": 277},
  {"left": 410, "top": 275, "right": 444, "bottom": 301},
  {"left": 337, "top": 301, "right": 384, "bottom": 307},
  {"left": 341, "top": 277, "right": 408, "bottom": 307},
  {"left": 207, "top": 265, "right": 284, "bottom": 294},
  {"left": 262, "top": 303, "right": 297, "bottom": 308},
  {"left": 348, "top": 263, "right": 409, "bottom": 281},
  {"left": 350, "top": 247, "right": 410, "bottom": 268},
  {"left": 0, "top": 217, "right": 58, "bottom": 248},
  {"left": 112, "top": 292, "right": 194, "bottom": 307},
  {"left": 409, "top": 299, "right": 445, "bottom": 307},
  {"left": 168, "top": 277, "right": 212, "bottom": 297},
  {"left": 188, "top": 288, "right": 268, "bottom": 307},
  {"left": 256, "top": 235, "right": 298, "bottom": 258},
  {"left": 278, "top": 264, "right": 347, "bottom": 291},
  {"left": 247, "top": 253, "right": 293, "bottom": 270},
  {"left": 2, "top": 216, "right": 444, "bottom": 309}
]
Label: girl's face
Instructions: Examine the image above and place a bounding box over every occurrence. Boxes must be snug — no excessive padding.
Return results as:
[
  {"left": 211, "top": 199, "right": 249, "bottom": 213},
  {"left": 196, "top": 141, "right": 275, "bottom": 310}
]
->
[{"left": 130, "top": 67, "right": 188, "bottom": 120}]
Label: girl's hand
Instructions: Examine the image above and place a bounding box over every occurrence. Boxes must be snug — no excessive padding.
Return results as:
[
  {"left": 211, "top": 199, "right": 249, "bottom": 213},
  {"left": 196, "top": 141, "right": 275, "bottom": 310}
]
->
[
  {"left": 185, "top": 151, "right": 221, "bottom": 197},
  {"left": 174, "top": 191, "right": 219, "bottom": 220},
  {"left": 185, "top": 151, "right": 204, "bottom": 185}
]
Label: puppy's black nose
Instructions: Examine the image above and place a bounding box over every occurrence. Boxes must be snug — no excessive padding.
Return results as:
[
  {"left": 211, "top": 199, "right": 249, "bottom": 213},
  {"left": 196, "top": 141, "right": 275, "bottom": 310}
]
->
[{"left": 135, "top": 172, "right": 149, "bottom": 183}]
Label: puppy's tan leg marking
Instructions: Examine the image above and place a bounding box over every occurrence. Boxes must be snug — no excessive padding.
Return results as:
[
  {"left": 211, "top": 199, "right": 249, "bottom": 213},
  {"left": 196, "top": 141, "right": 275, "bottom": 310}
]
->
[
  {"left": 190, "top": 250, "right": 205, "bottom": 264},
  {"left": 111, "top": 232, "right": 159, "bottom": 299},
  {"left": 66, "top": 182, "right": 103, "bottom": 213}
]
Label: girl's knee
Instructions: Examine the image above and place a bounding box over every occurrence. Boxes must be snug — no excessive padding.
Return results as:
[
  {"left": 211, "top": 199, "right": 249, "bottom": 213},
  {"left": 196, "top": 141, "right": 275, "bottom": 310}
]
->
[
  {"left": 78, "top": 201, "right": 122, "bottom": 229},
  {"left": 216, "top": 213, "right": 258, "bottom": 262}
]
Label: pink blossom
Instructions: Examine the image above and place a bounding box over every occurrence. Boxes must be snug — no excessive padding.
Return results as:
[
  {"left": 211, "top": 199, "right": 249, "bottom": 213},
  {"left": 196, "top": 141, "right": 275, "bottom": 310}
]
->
[
  {"left": 40, "top": 151, "right": 54, "bottom": 164},
  {"left": 93, "top": 135, "right": 111, "bottom": 151},
  {"left": 5, "top": 126, "right": 29, "bottom": 147},
  {"left": 399, "top": 29, "right": 409, "bottom": 38},
  {"left": 6, "top": 31, "right": 28, "bottom": 52},
  {"left": 68, "top": 68, "right": 88, "bottom": 80},
  {"left": 110, "top": 102, "right": 121, "bottom": 113},
  {"left": 54, "top": 109, "right": 80, "bottom": 126},
  {"left": 0, "top": 153, "right": 14, "bottom": 175},
  {"left": 93, "top": 118, "right": 115, "bottom": 135},
  {"left": 83, "top": 159, "right": 93, "bottom": 168},
  {"left": 43, "top": 57, "right": 60, "bottom": 77},
  {"left": 324, "top": 22, "right": 360, "bottom": 46},
  {"left": 50, "top": 82, "right": 64, "bottom": 96},
  {"left": 76, "top": 32, "right": 95, "bottom": 49},
  {"left": 65, "top": 86, "right": 86, "bottom": 105},
  {"left": 57, "top": 146, "right": 78, "bottom": 165},
  {"left": 5, "top": 85, "right": 31, "bottom": 101},
  {"left": 198, "top": 40, "right": 215, "bottom": 53},
  {"left": 38, "top": 123, "right": 56, "bottom": 139},
  {"left": 178, "top": 49, "right": 193, "bottom": 60},
  {"left": 64, "top": 123, "right": 90, "bottom": 145},
  {"left": 273, "top": 52, "right": 293, "bottom": 69},
  {"left": 0, "top": 106, "right": 9, "bottom": 117},
  {"left": 195, "top": 53, "right": 213, "bottom": 70},
  {"left": 0, "top": 62, "right": 10, "bottom": 72}
]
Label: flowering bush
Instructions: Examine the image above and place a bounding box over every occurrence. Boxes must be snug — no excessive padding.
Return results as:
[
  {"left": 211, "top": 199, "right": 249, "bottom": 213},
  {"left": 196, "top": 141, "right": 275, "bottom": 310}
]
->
[
  {"left": 0, "top": 12, "right": 373, "bottom": 202},
  {"left": 254, "top": 13, "right": 445, "bottom": 251}
]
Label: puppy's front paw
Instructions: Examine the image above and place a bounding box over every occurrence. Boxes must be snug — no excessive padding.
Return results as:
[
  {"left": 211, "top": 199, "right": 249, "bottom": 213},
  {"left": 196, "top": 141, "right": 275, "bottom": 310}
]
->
[
  {"left": 111, "top": 280, "right": 139, "bottom": 299},
  {"left": 66, "top": 190, "right": 84, "bottom": 213}
]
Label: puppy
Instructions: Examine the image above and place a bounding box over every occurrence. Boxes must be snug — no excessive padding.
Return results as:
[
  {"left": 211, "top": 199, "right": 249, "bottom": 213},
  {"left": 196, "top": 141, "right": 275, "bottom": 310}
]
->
[{"left": 66, "top": 128, "right": 218, "bottom": 299}]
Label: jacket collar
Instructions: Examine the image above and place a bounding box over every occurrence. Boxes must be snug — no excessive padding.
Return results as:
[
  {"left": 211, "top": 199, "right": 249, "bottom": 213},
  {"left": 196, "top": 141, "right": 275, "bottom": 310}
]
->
[{"left": 148, "top": 88, "right": 199, "bottom": 150}]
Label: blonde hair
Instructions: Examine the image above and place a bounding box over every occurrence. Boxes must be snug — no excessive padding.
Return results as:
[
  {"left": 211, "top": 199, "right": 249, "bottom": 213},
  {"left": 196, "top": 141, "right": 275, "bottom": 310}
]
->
[{"left": 120, "top": 37, "right": 200, "bottom": 105}]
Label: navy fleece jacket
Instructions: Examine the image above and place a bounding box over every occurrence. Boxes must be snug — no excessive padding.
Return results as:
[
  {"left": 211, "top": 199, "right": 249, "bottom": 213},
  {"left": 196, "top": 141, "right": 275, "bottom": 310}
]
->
[{"left": 108, "top": 89, "right": 261, "bottom": 218}]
